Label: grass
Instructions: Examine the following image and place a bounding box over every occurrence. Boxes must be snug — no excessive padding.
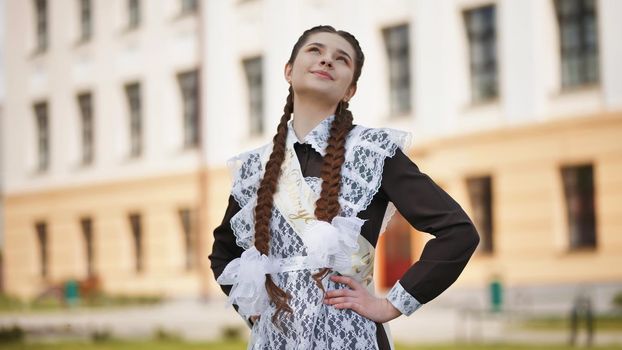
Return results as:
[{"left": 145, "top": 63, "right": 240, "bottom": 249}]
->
[
  {"left": 0, "top": 340, "right": 247, "bottom": 350},
  {"left": 518, "top": 314, "right": 622, "bottom": 331},
  {"left": 0, "top": 341, "right": 620, "bottom": 350},
  {"left": 397, "top": 346, "right": 622, "bottom": 350},
  {"left": 0, "top": 293, "right": 162, "bottom": 314}
]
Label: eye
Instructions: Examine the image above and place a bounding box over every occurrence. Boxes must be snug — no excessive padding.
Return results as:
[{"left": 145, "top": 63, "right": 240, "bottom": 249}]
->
[
  {"left": 337, "top": 56, "right": 348, "bottom": 62},
  {"left": 308, "top": 47, "right": 320, "bottom": 53}
]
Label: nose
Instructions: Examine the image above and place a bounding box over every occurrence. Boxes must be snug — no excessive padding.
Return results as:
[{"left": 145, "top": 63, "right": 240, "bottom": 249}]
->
[{"left": 320, "top": 56, "right": 333, "bottom": 68}]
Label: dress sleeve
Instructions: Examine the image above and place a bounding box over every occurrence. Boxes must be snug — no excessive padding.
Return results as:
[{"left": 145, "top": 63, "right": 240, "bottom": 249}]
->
[
  {"left": 208, "top": 194, "right": 255, "bottom": 327},
  {"left": 380, "top": 148, "right": 480, "bottom": 316},
  {"left": 209, "top": 194, "right": 244, "bottom": 293}
]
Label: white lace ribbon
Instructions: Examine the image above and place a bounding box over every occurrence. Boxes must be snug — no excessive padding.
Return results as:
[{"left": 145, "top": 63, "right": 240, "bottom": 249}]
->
[
  {"left": 216, "top": 246, "right": 273, "bottom": 317},
  {"left": 299, "top": 215, "right": 366, "bottom": 274},
  {"left": 217, "top": 216, "right": 366, "bottom": 317}
]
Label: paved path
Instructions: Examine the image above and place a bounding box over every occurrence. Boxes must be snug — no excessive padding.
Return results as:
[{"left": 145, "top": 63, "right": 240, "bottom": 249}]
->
[{"left": 1, "top": 297, "right": 621, "bottom": 346}]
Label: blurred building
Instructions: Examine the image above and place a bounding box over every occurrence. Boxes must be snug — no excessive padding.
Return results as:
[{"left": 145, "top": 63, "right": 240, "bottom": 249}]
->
[
  {"left": 203, "top": 0, "right": 622, "bottom": 309},
  {"left": 0, "top": 0, "right": 5, "bottom": 292},
  {"left": 3, "top": 0, "right": 207, "bottom": 299},
  {"left": 1, "top": 104, "right": 4, "bottom": 292},
  {"left": 2, "top": 0, "right": 622, "bottom": 309}
]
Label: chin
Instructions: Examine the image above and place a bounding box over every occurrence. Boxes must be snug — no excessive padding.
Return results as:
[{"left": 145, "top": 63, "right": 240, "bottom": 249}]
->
[{"left": 294, "top": 82, "right": 340, "bottom": 102}]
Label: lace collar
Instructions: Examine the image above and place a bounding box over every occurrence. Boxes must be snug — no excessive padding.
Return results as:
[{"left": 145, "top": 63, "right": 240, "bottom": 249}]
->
[{"left": 286, "top": 114, "right": 335, "bottom": 157}]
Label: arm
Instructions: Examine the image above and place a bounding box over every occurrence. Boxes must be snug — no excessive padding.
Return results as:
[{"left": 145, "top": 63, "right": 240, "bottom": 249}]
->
[
  {"left": 208, "top": 194, "right": 255, "bottom": 327},
  {"left": 382, "top": 148, "right": 480, "bottom": 316}
]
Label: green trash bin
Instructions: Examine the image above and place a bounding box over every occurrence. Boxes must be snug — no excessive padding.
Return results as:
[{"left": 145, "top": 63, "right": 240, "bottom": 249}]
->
[
  {"left": 64, "top": 280, "right": 80, "bottom": 307},
  {"left": 489, "top": 277, "right": 503, "bottom": 313}
]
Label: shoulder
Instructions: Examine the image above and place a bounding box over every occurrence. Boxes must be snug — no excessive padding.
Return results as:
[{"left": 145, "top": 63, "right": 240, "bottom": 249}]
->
[
  {"left": 348, "top": 124, "right": 412, "bottom": 157},
  {"left": 226, "top": 142, "right": 272, "bottom": 179},
  {"left": 226, "top": 142, "right": 272, "bottom": 206}
]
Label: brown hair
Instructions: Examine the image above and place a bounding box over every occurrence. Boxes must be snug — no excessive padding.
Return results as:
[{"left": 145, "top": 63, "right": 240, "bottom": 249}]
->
[{"left": 253, "top": 25, "right": 365, "bottom": 326}]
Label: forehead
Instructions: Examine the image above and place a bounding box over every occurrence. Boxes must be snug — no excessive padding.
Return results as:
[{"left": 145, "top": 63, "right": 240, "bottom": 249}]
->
[{"left": 303, "top": 32, "right": 356, "bottom": 58}]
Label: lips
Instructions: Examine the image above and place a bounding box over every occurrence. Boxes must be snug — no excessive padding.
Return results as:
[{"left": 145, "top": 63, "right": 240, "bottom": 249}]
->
[{"left": 311, "top": 70, "right": 333, "bottom": 80}]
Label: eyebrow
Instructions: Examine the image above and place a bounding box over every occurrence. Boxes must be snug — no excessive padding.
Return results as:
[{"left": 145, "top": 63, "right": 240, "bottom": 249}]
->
[{"left": 306, "top": 42, "right": 352, "bottom": 62}]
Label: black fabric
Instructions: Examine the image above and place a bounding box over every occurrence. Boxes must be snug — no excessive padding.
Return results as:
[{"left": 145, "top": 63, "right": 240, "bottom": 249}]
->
[
  {"left": 375, "top": 322, "right": 391, "bottom": 350},
  {"left": 208, "top": 129, "right": 480, "bottom": 346}
]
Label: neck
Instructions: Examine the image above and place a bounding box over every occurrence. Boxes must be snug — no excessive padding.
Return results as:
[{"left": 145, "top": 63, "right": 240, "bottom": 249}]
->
[{"left": 291, "top": 94, "right": 337, "bottom": 142}]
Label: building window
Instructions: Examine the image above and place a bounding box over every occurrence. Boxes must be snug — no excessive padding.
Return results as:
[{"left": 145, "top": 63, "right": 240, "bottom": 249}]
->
[
  {"left": 382, "top": 24, "right": 411, "bottom": 116},
  {"left": 79, "top": 0, "right": 93, "bottom": 41},
  {"left": 179, "top": 208, "right": 197, "bottom": 271},
  {"left": 243, "top": 57, "right": 264, "bottom": 136},
  {"left": 554, "top": 0, "right": 599, "bottom": 89},
  {"left": 33, "top": 0, "right": 48, "bottom": 52},
  {"left": 561, "top": 164, "right": 597, "bottom": 250},
  {"left": 34, "top": 102, "right": 49, "bottom": 172},
  {"left": 129, "top": 213, "right": 143, "bottom": 273},
  {"left": 125, "top": 83, "right": 142, "bottom": 157},
  {"left": 177, "top": 70, "right": 200, "bottom": 148},
  {"left": 35, "top": 221, "right": 48, "bottom": 278},
  {"left": 78, "top": 93, "right": 94, "bottom": 165},
  {"left": 467, "top": 176, "right": 494, "bottom": 254},
  {"left": 464, "top": 5, "right": 498, "bottom": 103},
  {"left": 127, "top": 0, "right": 140, "bottom": 29},
  {"left": 81, "top": 217, "right": 95, "bottom": 277},
  {"left": 180, "top": 0, "right": 198, "bottom": 15}
]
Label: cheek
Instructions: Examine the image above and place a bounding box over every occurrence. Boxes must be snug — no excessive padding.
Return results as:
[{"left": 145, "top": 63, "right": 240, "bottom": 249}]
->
[{"left": 291, "top": 60, "right": 310, "bottom": 79}]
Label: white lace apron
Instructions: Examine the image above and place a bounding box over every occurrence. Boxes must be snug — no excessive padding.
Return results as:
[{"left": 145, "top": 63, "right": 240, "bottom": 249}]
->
[{"left": 219, "top": 117, "right": 411, "bottom": 350}]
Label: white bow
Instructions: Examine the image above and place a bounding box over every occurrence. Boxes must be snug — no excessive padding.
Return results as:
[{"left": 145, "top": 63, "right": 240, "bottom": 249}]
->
[
  {"left": 299, "top": 216, "right": 366, "bottom": 274},
  {"left": 216, "top": 246, "right": 272, "bottom": 317}
]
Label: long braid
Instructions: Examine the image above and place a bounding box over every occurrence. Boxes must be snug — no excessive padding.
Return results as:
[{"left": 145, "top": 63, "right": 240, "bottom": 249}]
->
[
  {"left": 254, "top": 87, "right": 294, "bottom": 325},
  {"left": 312, "top": 100, "right": 354, "bottom": 289}
]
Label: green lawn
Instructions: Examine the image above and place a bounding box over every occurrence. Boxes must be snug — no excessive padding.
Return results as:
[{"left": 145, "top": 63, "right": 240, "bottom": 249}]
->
[
  {"left": 0, "top": 341, "right": 620, "bottom": 350},
  {"left": 518, "top": 314, "right": 622, "bottom": 331}
]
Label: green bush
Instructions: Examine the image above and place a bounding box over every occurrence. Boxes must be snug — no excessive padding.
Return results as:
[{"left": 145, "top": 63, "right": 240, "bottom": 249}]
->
[
  {"left": 0, "top": 294, "right": 26, "bottom": 312},
  {"left": 153, "top": 327, "right": 182, "bottom": 342},
  {"left": 0, "top": 324, "right": 25, "bottom": 344},
  {"left": 613, "top": 291, "right": 622, "bottom": 311},
  {"left": 0, "top": 291, "right": 163, "bottom": 313},
  {"left": 31, "top": 295, "right": 63, "bottom": 310},
  {"left": 90, "top": 328, "right": 113, "bottom": 343},
  {"left": 221, "top": 324, "right": 244, "bottom": 341}
]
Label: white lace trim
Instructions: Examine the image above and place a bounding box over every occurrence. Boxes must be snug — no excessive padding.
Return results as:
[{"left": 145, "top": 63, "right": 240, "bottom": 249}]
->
[
  {"left": 339, "top": 126, "right": 412, "bottom": 235},
  {"left": 287, "top": 115, "right": 335, "bottom": 156},
  {"left": 227, "top": 124, "right": 413, "bottom": 247},
  {"left": 379, "top": 202, "right": 398, "bottom": 235},
  {"left": 223, "top": 122, "right": 413, "bottom": 349},
  {"left": 386, "top": 281, "right": 423, "bottom": 316}
]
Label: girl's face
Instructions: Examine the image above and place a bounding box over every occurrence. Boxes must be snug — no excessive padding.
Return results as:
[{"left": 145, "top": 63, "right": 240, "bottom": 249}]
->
[{"left": 285, "top": 32, "right": 357, "bottom": 105}]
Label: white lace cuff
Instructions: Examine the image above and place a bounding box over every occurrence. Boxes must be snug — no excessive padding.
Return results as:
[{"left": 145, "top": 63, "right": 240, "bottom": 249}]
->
[{"left": 386, "top": 281, "right": 423, "bottom": 316}]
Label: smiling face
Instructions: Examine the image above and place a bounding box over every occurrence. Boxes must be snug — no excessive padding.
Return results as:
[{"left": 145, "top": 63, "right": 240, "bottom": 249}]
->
[{"left": 284, "top": 32, "right": 358, "bottom": 106}]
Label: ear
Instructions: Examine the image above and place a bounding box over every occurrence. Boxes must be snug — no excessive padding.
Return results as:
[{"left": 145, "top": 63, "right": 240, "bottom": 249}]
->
[
  {"left": 284, "top": 63, "right": 293, "bottom": 84},
  {"left": 344, "top": 84, "right": 357, "bottom": 102}
]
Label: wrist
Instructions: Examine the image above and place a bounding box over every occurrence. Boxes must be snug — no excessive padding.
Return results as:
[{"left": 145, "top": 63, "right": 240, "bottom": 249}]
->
[{"left": 384, "top": 298, "right": 402, "bottom": 320}]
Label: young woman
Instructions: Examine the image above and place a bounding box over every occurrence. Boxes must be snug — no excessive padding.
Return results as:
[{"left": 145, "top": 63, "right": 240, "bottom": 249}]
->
[{"left": 209, "top": 25, "right": 480, "bottom": 350}]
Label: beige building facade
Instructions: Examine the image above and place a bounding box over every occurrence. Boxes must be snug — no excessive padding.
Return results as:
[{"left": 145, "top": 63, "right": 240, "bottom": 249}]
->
[{"left": 3, "top": 0, "right": 208, "bottom": 299}]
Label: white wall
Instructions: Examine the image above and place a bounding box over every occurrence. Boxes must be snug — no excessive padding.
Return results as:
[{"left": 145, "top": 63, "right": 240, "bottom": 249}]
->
[
  {"left": 5, "top": 0, "right": 622, "bottom": 188},
  {"left": 0, "top": 0, "right": 5, "bottom": 249},
  {"left": 3, "top": 0, "right": 201, "bottom": 195},
  {"left": 203, "top": 0, "right": 622, "bottom": 167}
]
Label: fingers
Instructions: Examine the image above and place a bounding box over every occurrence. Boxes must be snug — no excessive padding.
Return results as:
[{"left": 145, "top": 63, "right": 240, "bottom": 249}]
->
[
  {"left": 329, "top": 275, "right": 361, "bottom": 291},
  {"left": 324, "top": 296, "right": 355, "bottom": 305},
  {"left": 324, "top": 288, "right": 355, "bottom": 298},
  {"left": 332, "top": 301, "right": 362, "bottom": 313}
]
